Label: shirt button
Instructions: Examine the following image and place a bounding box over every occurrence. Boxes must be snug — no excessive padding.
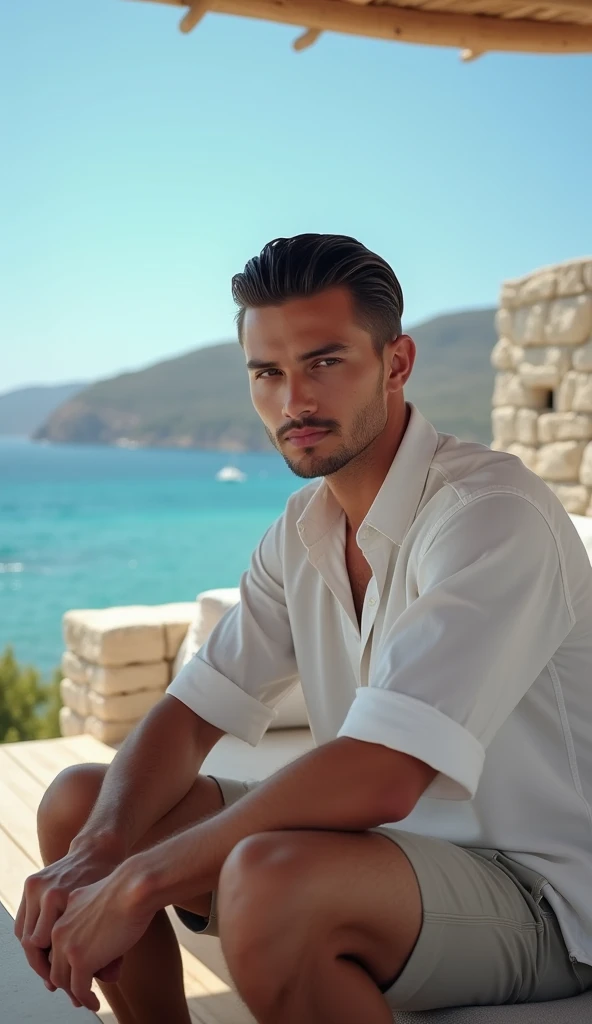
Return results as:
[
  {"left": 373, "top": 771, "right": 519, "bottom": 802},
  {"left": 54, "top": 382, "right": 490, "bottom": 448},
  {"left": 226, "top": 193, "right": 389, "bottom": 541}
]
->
[{"left": 369, "top": 597, "right": 376, "bottom": 606}]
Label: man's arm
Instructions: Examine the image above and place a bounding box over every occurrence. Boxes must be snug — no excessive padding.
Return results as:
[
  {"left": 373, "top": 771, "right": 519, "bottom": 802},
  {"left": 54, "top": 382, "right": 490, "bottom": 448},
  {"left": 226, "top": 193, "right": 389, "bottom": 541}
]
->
[
  {"left": 71, "top": 694, "right": 224, "bottom": 860},
  {"left": 124, "top": 736, "right": 436, "bottom": 912}
]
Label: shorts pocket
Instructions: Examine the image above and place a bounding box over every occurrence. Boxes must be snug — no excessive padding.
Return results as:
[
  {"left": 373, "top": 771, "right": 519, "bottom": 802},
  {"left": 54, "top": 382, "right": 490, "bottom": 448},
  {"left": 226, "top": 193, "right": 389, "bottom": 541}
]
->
[{"left": 490, "top": 852, "right": 549, "bottom": 909}]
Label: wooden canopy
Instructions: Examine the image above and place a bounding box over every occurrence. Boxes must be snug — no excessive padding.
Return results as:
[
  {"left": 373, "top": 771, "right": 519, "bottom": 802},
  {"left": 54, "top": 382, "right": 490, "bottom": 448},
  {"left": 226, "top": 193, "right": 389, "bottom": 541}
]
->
[{"left": 128, "top": 0, "right": 592, "bottom": 59}]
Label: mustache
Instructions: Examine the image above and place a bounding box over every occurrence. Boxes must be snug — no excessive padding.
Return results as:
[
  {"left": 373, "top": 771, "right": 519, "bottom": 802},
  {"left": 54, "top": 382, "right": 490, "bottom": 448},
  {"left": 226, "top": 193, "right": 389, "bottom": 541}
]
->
[{"left": 278, "top": 419, "right": 340, "bottom": 441}]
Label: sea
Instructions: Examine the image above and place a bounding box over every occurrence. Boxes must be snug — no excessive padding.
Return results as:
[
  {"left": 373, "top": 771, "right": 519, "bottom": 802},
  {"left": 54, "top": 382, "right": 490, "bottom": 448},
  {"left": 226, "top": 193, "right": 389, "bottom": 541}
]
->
[{"left": 0, "top": 438, "right": 307, "bottom": 678}]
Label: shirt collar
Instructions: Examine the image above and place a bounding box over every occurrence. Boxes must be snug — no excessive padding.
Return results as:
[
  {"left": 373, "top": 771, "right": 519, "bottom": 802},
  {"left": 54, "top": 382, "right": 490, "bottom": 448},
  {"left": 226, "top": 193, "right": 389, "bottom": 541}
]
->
[{"left": 296, "top": 403, "right": 440, "bottom": 550}]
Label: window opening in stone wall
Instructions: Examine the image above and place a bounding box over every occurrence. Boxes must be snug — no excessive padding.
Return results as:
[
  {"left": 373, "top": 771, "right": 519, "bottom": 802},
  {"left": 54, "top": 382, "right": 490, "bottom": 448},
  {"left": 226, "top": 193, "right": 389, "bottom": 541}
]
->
[{"left": 544, "top": 390, "right": 554, "bottom": 410}]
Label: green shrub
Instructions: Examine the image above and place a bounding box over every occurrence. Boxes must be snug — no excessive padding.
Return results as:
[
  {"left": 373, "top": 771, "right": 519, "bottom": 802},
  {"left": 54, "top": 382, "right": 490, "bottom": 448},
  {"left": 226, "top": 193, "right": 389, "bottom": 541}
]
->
[{"left": 0, "top": 646, "right": 62, "bottom": 743}]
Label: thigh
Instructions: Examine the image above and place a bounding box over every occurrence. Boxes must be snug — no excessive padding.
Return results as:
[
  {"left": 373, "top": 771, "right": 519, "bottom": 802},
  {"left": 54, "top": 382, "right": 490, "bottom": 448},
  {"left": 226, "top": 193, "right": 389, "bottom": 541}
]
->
[{"left": 372, "top": 828, "right": 586, "bottom": 1011}]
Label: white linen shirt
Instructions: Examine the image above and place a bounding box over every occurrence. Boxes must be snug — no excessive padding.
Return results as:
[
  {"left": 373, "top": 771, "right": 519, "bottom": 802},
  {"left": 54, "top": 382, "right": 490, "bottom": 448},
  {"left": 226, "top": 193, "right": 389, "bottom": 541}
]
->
[{"left": 168, "top": 403, "right": 592, "bottom": 966}]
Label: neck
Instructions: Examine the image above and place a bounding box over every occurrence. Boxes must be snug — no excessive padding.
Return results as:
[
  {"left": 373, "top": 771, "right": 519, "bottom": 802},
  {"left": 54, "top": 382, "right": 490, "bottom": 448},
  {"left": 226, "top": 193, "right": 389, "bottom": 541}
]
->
[{"left": 326, "top": 402, "right": 411, "bottom": 537}]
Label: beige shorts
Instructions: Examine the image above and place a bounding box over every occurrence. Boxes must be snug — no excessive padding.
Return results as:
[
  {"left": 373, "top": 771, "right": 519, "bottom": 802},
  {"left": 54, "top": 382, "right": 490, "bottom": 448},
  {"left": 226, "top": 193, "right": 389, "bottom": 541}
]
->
[{"left": 174, "top": 776, "right": 592, "bottom": 1012}]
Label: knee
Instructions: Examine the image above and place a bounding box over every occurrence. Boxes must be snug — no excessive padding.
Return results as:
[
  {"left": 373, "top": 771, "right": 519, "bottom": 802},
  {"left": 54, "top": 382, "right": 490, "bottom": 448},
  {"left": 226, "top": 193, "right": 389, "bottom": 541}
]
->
[
  {"left": 218, "top": 832, "right": 301, "bottom": 954},
  {"left": 37, "top": 763, "right": 107, "bottom": 859},
  {"left": 218, "top": 833, "right": 311, "bottom": 1007}
]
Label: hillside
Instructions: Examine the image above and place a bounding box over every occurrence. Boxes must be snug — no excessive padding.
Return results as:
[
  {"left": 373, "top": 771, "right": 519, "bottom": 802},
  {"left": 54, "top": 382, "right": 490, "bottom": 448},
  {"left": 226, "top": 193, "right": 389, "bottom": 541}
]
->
[
  {"left": 0, "top": 382, "right": 87, "bottom": 437},
  {"left": 34, "top": 308, "right": 496, "bottom": 449}
]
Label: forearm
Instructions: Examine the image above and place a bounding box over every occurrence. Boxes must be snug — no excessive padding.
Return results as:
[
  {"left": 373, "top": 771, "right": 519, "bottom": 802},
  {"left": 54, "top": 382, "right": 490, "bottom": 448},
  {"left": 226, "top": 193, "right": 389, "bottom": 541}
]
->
[
  {"left": 136, "top": 736, "right": 421, "bottom": 911},
  {"left": 71, "top": 695, "right": 223, "bottom": 859}
]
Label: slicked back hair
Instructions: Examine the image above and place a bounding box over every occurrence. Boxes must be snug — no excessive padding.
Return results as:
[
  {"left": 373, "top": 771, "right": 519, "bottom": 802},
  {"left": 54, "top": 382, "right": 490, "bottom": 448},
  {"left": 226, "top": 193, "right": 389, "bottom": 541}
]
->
[{"left": 232, "top": 234, "right": 404, "bottom": 355}]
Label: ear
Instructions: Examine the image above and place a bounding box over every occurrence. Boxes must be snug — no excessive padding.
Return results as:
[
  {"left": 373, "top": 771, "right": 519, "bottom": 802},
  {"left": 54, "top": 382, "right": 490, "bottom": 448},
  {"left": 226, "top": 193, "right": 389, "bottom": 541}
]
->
[{"left": 385, "top": 335, "right": 415, "bottom": 393}]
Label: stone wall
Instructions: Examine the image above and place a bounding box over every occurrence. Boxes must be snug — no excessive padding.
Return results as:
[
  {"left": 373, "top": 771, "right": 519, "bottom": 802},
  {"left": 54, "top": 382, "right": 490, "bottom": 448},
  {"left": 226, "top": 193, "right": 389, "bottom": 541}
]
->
[
  {"left": 491, "top": 257, "right": 592, "bottom": 515},
  {"left": 59, "top": 603, "right": 195, "bottom": 744}
]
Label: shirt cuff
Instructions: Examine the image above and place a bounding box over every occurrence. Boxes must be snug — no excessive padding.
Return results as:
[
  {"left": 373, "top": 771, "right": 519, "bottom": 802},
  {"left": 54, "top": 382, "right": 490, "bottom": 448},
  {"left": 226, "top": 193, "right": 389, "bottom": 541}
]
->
[
  {"left": 337, "top": 688, "right": 485, "bottom": 801},
  {"left": 167, "top": 654, "right": 276, "bottom": 746}
]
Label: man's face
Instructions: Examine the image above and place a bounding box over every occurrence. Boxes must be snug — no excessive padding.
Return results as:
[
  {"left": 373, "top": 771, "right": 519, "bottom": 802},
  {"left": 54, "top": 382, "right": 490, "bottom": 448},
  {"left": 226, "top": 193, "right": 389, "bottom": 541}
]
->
[{"left": 242, "top": 287, "right": 391, "bottom": 479}]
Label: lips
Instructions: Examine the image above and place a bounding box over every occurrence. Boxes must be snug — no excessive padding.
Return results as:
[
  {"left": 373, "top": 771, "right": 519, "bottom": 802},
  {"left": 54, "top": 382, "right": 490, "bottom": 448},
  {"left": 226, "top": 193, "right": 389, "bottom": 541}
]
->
[{"left": 286, "top": 430, "right": 330, "bottom": 448}]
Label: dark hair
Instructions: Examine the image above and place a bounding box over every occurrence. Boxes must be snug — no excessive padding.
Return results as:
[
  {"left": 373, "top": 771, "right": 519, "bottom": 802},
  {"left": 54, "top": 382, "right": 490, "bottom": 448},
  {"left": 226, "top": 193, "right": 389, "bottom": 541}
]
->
[{"left": 232, "top": 233, "right": 404, "bottom": 353}]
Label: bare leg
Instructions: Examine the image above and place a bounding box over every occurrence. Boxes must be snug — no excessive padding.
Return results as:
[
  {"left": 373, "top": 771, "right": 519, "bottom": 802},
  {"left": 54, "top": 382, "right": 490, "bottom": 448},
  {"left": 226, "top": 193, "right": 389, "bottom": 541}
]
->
[
  {"left": 218, "top": 830, "right": 422, "bottom": 1024},
  {"left": 37, "top": 764, "right": 225, "bottom": 1024}
]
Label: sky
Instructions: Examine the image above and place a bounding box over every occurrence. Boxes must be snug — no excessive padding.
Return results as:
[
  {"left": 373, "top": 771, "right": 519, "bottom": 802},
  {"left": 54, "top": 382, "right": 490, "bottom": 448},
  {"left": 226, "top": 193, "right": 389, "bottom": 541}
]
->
[{"left": 1, "top": 1, "right": 591, "bottom": 393}]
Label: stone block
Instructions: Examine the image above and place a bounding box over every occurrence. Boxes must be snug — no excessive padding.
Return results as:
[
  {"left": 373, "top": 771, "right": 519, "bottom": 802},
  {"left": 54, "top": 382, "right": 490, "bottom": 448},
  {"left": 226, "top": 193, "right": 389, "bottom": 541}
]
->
[
  {"left": 59, "top": 706, "right": 86, "bottom": 738},
  {"left": 495, "top": 309, "right": 513, "bottom": 341},
  {"left": 517, "top": 346, "right": 571, "bottom": 391},
  {"left": 61, "top": 650, "right": 168, "bottom": 694},
  {"left": 545, "top": 296, "right": 592, "bottom": 346},
  {"left": 60, "top": 677, "right": 89, "bottom": 718},
  {"left": 489, "top": 439, "right": 506, "bottom": 452},
  {"left": 556, "top": 262, "right": 585, "bottom": 297},
  {"left": 556, "top": 371, "right": 579, "bottom": 412},
  {"left": 573, "top": 374, "right": 592, "bottom": 413},
  {"left": 491, "top": 337, "right": 517, "bottom": 371},
  {"left": 61, "top": 650, "right": 91, "bottom": 684},
  {"left": 492, "top": 373, "right": 548, "bottom": 410},
  {"left": 512, "top": 304, "right": 547, "bottom": 347},
  {"left": 518, "top": 270, "right": 556, "bottom": 304},
  {"left": 85, "top": 715, "right": 140, "bottom": 746},
  {"left": 491, "top": 407, "right": 516, "bottom": 445},
  {"left": 572, "top": 341, "right": 592, "bottom": 372},
  {"left": 499, "top": 280, "right": 520, "bottom": 309},
  {"left": 88, "top": 687, "right": 164, "bottom": 723},
  {"left": 536, "top": 441, "right": 586, "bottom": 482},
  {"left": 152, "top": 603, "right": 196, "bottom": 659},
  {"left": 538, "top": 412, "right": 592, "bottom": 444},
  {"left": 580, "top": 443, "right": 592, "bottom": 487},
  {"left": 64, "top": 607, "right": 167, "bottom": 666},
  {"left": 546, "top": 483, "right": 590, "bottom": 516},
  {"left": 506, "top": 443, "right": 538, "bottom": 472},
  {"left": 515, "top": 409, "right": 539, "bottom": 446},
  {"left": 583, "top": 261, "right": 592, "bottom": 291},
  {"left": 94, "top": 661, "right": 168, "bottom": 697}
]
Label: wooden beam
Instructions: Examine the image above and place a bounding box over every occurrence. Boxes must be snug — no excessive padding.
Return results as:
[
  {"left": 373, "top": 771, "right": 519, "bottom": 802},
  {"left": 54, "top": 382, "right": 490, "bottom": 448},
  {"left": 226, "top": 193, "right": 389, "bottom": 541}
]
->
[
  {"left": 293, "top": 27, "right": 323, "bottom": 50},
  {"left": 179, "top": 0, "right": 209, "bottom": 32},
  {"left": 128, "top": 0, "right": 592, "bottom": 54}
]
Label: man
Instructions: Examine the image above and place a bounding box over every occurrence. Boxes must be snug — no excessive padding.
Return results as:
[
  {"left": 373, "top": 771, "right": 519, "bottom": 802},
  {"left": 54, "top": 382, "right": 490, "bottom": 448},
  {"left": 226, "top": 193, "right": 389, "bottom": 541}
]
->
[{"left": 17, "top": 234, "right": 592, "bottom": 1023}]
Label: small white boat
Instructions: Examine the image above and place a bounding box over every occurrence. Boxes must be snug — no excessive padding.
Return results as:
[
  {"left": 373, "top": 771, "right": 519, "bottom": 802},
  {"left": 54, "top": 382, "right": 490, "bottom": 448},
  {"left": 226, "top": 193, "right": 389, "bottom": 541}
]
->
[{"left": 215, "top": 465, "right": 247, "bottom": 483}]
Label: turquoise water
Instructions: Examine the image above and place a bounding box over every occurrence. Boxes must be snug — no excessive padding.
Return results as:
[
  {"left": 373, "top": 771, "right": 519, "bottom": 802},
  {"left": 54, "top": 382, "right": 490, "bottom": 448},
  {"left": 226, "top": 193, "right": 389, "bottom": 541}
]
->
[{"left": 0, "top": 439, "right": 306, "bottom": 676}]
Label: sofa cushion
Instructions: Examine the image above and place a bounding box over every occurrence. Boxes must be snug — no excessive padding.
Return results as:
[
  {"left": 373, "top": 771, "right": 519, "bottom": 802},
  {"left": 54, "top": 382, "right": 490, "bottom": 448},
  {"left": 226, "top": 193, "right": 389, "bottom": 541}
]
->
[
  {"left": 569, "top": 513, "right": 592, "bottom": 562},
  {"left": 396, "top": 990, "right": 592, "bottom": 1021},
  {"left": 173, "top": 588, "right": 309, "bottom": 730}
]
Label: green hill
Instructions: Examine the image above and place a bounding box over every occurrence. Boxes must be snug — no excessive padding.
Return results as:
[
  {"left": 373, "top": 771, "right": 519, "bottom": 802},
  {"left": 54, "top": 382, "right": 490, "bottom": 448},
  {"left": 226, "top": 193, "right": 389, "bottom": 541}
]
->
[
  {"left": 34, "top": 307, "right": 496, "bottom": 450},
  {"left": 0, "top": 382, "right": 87, "bottom": 437}
]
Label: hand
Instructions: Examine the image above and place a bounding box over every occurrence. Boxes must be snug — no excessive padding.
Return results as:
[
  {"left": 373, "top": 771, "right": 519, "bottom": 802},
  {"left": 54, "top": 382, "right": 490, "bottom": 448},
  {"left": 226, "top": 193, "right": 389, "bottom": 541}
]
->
[
  {"left": 47, "top": 861, "right": 157, "bottom": 1012},
  {"left": 15, "top": 845, "right": 120, "bottom": 1001}
]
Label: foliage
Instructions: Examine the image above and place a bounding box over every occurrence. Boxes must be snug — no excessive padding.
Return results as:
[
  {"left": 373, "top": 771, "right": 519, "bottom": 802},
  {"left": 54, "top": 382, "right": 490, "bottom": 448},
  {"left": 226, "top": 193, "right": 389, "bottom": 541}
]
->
[{"left": 0, "top": 647, "right": 62, "bottom": 743}]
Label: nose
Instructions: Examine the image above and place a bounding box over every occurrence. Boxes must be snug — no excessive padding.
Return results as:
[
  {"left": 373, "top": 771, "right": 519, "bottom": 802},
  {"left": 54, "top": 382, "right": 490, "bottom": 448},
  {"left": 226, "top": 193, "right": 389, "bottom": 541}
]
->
[{"left": 281, "top": 375, "right": 318, "bottom": 422}]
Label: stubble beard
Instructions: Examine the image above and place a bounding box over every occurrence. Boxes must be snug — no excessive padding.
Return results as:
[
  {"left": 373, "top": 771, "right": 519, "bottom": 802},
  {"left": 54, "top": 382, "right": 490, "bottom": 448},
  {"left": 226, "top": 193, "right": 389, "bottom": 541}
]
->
[{"left": 267, "top": 370, "right": 387, "bottom": 480}]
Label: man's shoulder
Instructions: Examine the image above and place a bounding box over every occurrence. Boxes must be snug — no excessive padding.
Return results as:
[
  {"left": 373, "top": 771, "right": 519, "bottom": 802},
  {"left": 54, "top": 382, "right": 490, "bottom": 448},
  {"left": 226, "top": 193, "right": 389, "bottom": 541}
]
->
[{"left": 431, "top": 433, "right": 557, "bottom": 511}]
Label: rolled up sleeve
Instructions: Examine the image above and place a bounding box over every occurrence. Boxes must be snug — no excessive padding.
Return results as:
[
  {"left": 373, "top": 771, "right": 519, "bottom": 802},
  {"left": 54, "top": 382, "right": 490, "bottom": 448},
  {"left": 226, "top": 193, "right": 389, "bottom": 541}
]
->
[
  {"left": 338, "top": 492, "right": 575, "bottom": 800},
  {"left": 167, "top": 515, "right": 299, "bottom": 744}
]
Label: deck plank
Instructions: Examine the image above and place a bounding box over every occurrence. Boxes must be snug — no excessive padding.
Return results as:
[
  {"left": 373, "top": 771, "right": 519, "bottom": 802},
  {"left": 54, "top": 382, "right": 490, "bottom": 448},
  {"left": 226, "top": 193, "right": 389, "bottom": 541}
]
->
[{"left": 0, "top": 737, "right": 254, "bottom": 1024}]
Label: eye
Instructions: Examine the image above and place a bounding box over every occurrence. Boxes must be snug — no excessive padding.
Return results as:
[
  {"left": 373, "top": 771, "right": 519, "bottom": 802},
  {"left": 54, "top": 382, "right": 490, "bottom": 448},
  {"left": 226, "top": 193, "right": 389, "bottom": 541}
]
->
[
  {"left": 314, "top": 358, "right": 342, "bottom": 368},
  {"left": 255, "top": 368, "right": 281, "bottom": 380}
]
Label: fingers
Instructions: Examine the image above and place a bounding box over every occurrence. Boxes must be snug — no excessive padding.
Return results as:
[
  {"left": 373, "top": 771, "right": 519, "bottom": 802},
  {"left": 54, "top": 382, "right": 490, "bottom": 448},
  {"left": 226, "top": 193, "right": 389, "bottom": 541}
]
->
[
  {"left": 48, "top": 931, "right": 81, "bottom": 1008},
  {"left": 31, "top": 890, "right": 64, "bottom": 951},
  {"left": 14, "top": 892, "right": 26, "bottom": 941},
  {"left": 95, "top": 956, "right": 123, "bottom": 984},
  {"left": 71, "top": 965, "right": 100, "bottom": 1013},
  {"left": 21, "top": 937, "right": 53, "bottom": 983}
]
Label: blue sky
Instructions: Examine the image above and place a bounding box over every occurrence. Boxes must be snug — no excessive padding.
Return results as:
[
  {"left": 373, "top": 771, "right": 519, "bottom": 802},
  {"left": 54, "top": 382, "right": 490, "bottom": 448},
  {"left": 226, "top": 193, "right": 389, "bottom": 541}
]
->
[{"left": 1, "top": 0, "right": 591, "bottom": 392}]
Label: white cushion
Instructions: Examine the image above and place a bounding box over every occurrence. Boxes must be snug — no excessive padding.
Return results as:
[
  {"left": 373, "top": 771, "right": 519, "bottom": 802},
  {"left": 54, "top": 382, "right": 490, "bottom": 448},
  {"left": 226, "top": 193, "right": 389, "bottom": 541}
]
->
[
  {"left": 173, "top": 588, "right": 309, "bottom": 731},
  {"left": 569, "top": 513, "right": 592, "bottom": 562}
]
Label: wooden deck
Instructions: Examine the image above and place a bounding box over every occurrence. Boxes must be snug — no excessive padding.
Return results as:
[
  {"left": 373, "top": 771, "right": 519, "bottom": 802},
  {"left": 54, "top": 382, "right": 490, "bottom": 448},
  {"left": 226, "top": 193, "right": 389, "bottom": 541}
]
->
[{"left": 0, "top": 735, "right": 256, "bottom": 1024}]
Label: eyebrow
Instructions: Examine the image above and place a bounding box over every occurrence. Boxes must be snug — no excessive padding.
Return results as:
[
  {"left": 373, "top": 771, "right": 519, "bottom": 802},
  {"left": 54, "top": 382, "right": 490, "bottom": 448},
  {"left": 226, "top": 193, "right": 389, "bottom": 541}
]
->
[{"left": 246, "top": 342, "right": 351, "bottom": 371}]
